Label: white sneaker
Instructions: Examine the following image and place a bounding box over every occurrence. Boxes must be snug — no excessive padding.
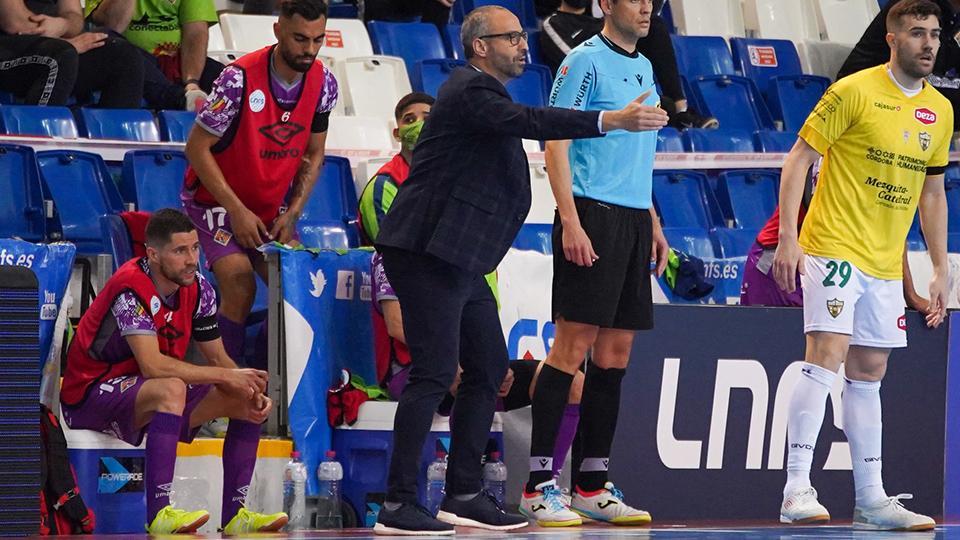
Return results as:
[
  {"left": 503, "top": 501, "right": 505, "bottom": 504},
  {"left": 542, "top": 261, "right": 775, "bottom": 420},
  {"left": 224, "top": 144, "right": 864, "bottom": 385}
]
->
[
  {"left": 519, "top": 480, "right": 581, "bottom": 527},
  {"left": 780, "top": 487, "right": 830, "bottom": 524},
  {"left": 570, "top": 482, "right": 651, "bottom": 526},
  {"left": 853, "top": 494, "right": 936, "bottom": 531}
]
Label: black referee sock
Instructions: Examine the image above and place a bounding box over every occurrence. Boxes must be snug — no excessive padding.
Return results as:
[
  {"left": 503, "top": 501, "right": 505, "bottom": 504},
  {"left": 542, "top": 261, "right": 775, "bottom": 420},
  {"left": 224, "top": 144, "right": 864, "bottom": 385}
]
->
[
  {"left": 577, "top": 361, "right": 626, "bottom": 492},
  {"left": 525, "top": 364, "right": 574, "bottom": 493}
]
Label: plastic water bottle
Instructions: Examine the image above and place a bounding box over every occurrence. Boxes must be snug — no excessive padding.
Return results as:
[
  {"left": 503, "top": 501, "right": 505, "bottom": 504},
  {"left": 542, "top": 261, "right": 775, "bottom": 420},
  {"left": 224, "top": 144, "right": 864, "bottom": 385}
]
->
[
  {"left": 425, "top": 451, "right": 447, "bottom": 516},
  {"left": 316, "top": 450, "right": 343, "bottom": 529},
  {"left": 482, "top": 452, "right": 507, "bottom": 505},
  {"left": 283, "top": 451, "right": 308, "bottom": 531}
]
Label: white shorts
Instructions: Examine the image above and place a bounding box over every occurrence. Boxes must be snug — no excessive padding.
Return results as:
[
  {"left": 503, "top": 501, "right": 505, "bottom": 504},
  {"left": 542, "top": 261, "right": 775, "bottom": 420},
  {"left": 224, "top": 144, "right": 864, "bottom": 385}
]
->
[{"left": 801, "top": 255, "right": 907, "bottom": 348}]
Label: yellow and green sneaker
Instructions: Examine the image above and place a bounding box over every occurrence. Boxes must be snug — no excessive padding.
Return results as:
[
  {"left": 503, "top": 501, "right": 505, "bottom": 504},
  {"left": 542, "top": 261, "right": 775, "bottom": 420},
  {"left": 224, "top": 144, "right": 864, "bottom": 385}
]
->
[
  {"left": 222, "top": 508, "right": 289, "bottom": 534},
  {"left": 146, "top": 505, "right": 210, "bottom": 534}
]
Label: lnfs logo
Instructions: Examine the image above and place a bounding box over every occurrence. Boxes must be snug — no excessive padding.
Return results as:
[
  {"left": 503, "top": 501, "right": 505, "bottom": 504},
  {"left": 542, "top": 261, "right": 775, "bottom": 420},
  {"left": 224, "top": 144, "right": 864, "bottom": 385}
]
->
[{"left": 656, "top": 358, "right": 852, "bottom": 471}]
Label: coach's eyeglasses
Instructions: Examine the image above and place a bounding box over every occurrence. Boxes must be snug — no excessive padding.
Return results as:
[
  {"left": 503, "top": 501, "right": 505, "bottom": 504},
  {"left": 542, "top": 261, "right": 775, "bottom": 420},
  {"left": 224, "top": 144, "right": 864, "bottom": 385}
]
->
[{"left": 478, "top": 31, "right": 528, "bottom": 46}]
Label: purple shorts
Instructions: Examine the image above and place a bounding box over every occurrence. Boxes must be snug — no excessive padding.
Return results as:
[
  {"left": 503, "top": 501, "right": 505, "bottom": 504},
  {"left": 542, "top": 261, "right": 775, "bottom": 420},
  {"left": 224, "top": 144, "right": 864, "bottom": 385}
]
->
[
  {"left": 61, "top": 375, "right": 212, "bottom": 446},
  {"left": 740, "top": 242, "right": 803, "bottom": 307},
  {"left": 181, "top": 196, "right": 297, "bottom": 269}
]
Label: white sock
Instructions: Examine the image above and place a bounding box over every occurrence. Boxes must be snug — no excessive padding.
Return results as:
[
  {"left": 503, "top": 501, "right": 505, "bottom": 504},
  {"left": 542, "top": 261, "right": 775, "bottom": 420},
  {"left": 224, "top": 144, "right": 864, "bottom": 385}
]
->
[
  {"left": 842, "top": 377, "right": 887, "bottom": 508},
  {"left": 784, "top": 363, "right": 836, "bottom": 499}
]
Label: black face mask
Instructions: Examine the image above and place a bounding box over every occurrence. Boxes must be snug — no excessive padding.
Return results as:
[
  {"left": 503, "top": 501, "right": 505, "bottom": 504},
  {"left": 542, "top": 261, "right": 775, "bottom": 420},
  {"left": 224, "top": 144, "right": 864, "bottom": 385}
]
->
[{"left": 565, "top": 0, "right": 592, "bottom": 10}]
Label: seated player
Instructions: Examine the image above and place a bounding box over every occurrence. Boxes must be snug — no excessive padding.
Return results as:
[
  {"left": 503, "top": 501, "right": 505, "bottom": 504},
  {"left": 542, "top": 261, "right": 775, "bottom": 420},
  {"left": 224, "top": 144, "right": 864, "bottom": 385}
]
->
[{"left": 60, "top": 209, "right": 287, "bottom": 534}]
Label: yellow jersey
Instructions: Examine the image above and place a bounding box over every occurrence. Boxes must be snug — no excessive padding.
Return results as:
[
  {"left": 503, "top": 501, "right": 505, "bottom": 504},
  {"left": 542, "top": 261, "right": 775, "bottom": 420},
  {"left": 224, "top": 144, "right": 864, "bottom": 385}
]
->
[{"left": 798, "top": 65, "right": 953, "bottom": 279}]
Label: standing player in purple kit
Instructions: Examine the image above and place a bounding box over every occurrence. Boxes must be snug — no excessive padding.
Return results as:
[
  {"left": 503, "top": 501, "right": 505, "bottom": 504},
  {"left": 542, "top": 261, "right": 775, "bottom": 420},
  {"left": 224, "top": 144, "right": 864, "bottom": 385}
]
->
[
  {"left": 61, "top": 209, "right": 287, "bottom": 534},
  {"left": 182, "top": 0, "right": 338, "bottom": 368}
]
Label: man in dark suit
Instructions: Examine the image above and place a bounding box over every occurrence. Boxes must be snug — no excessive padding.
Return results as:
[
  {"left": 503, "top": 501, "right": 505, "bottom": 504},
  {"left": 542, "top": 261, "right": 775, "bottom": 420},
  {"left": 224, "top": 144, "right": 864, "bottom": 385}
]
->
[{"left": 372, "top": 5, "right": 668, "bottom": 536}]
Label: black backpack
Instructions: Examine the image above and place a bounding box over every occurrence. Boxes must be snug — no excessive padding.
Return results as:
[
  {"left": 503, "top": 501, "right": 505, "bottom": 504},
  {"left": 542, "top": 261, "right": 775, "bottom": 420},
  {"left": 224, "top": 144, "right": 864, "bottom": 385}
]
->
[{"left": 39, "top": 404, "right": 94, "bottom": 535}]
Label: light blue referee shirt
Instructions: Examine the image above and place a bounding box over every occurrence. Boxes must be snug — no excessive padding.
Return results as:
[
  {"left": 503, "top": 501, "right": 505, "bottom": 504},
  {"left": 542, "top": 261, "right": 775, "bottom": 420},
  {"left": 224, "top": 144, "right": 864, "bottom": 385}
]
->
[{"left": 548, "top": 33, "right": 659, "bottom": 210}]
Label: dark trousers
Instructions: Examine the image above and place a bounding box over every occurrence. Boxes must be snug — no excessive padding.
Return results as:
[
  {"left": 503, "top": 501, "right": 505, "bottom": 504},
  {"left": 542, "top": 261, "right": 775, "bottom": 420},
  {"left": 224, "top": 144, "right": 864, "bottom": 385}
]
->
[
  {"left": 0, "top": 33, "right": 144, "bottom": 108},
  {"left": 380, "top": 246, "right": 508, "bottom": 503},
  {"left": 363, "top": 0, "right": 451, "bottom": 28},
  {"left": 636, "top": 13, "right": 684, "bottom": 104},
  {"left": 138, "top": 47, "right": 224, "bottom": 110},
  {"left": 0, "top": 35, "right": 77, "bottom": 106}
]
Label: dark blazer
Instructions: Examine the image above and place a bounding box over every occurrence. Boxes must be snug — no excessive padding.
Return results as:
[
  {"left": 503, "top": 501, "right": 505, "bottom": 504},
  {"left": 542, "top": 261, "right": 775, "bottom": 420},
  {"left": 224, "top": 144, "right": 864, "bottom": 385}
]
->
[{"left": 376, "top": 66, "right": 603, "bottom": 274}]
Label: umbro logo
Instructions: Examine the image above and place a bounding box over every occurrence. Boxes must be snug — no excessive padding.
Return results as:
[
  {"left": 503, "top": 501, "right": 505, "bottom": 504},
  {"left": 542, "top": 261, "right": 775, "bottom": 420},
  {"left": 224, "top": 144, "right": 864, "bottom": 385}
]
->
[
  {"left": 258, "top": 122, "right": 305, "bottom": 146},
  {"left": 598, "top": 500, "right": 619, "bottom": 509}
]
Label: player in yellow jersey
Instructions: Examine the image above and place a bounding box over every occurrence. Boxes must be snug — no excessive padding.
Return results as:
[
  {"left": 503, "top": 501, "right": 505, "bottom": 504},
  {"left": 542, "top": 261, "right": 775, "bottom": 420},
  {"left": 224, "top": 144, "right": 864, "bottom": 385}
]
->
[{"left": 772, "top": 0, "right": 951, "bottom": 531}]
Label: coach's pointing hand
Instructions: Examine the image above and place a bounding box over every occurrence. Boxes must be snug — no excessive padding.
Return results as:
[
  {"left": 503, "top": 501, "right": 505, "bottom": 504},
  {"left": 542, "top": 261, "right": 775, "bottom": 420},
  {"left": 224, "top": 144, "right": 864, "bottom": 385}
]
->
[{"left": 603, "top": 91, "right": 669, "bottom": 132}]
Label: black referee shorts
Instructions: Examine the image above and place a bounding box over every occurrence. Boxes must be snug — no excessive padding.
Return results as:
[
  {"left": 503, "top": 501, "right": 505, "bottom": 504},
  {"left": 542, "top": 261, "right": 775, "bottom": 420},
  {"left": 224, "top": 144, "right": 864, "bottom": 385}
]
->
[{"left": 551, "top": 197, "right": 654, "bottom": 330}]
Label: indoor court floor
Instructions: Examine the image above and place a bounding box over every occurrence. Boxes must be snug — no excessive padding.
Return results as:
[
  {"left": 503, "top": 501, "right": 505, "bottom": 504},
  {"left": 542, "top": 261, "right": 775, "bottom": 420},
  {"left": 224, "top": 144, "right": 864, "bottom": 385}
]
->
[{"left": 75, "top": 523, "right": 960, "bottom": 539}]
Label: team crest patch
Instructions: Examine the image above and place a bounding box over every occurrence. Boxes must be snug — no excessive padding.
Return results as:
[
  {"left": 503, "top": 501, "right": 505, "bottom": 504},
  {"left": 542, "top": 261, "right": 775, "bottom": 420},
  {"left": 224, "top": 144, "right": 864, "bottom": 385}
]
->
[
  {"left": 826, "top": 298, "right": 844, "bottom": 318},
  {"left": 919, "top": 131, "right": 931, "bottom": 151},
  {"left": 214, "top": 228, "right": 233, "bottom": 246},
  {"left": 120, "top": 377, "right": 137, "bottom": 393},
  {"left": 248, "top": 89, "right": 266, "bottom": 113},
  {"left": 149, "top": 296, "right": 161, "bottom": 316}
]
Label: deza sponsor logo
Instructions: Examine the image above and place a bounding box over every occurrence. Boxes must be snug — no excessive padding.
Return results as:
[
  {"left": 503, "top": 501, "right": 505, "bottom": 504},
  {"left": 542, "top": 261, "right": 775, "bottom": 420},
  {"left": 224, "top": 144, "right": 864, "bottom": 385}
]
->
[
  {"left": 656, "top": 358, "right": 852, "bottom": 471},
  {"left": 915, "top": 108, "right": 937, "bottom": 125}
]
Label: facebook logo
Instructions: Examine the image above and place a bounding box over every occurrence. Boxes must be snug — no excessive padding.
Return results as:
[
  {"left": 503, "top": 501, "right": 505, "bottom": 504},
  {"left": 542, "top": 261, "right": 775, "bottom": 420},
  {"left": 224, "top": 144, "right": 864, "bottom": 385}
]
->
[{"left": 336, "top": 270, "right": 355, "bottom": 300}]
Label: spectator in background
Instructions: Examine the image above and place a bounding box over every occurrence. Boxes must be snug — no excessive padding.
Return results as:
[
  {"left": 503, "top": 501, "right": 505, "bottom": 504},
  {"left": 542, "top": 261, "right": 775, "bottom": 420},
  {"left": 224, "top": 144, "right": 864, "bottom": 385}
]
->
[
  {"left": 362, "top": 0, "right": 454, "bottom": 30},
  {"left": 540, "top": 0, "right": 717, "bottom": 129},
  {"left": 0, "top": 0, "right": 144, "bottom": 107},
  {"left": 838, "top": 0, "right": 960, "bottom": 130},
  {"left": 86, "top": 0, "right": 223, "bottom": 110},
  {"left": 535, "top": 0, "right": 560, "bottom": 19}
]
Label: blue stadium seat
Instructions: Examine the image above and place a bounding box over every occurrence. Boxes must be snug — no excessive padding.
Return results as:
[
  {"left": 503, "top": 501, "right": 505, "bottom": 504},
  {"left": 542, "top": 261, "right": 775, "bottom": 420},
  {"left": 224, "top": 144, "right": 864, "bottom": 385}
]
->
[
  {"left": 949, "top": 233, "right": 960, "bottom": 253},
  {"left": 689, "top": 75, "right": 773, "bottom": 132},
  {"left": 121, "top": 150, "right": 188, "bottom": 211},
  {"left": 444, "top": 24, "right": 465, "bottom": 59},
  {"left": 0, "top": 105, "right": 78, "bottom": 138},
  {"left": 907, "top": 213, "right": 925, "bottom": 251},
  {"left": 945, "top": 181, "right": 960, "bottom": 234},
  {"left": 730, "top": 38, "right": 803, "bottom": 99},
  {"left": 298, "top": 155, "right": 359, "bottom": 247},
  {"left": 0, "top": 145, "right": 46, "bottom": 242},
  {"left": 459, "top": 0, "right": 538, "bottom": 27},
  {"left": 716, "top": 170, "right": 779, "bottom": 229},
  {"left": 753, "top": 130, "right": 797, "bottom": 152},
  {"left": 36, "top": 150, "right": 124, "bottom": 254},
  {"left": 512, "top": 223, "right": 552, "bottom": 253},
  {"left": 99, "top": 215, "right": 135, "bottom": 271},
  {"left": 661, "top": 227, "right": 717, "bottom": 259},
  {"left": 526, "top": 29, "right": 543, "bottom": 66},
  {"left": 413, "top": 59, "right": 466, "bottom": 96},
  {"left": 158, "top": 110, "right": 196, "bottom": 142},
  {"left": 712, "top": 228, "right": 759, "bottom": 258},
  {"left": 367, "top": 22, "right": 447, "bottom": 80},
  {"left": 656, "top": 127, "right": 684, "bottom": 152},
  {"left": 770, "top": 76, "right": 830, "bottom": 132},
  {"left": 653, "top": 170, "right": 723, "bottom": 229},
  {"left": 683, "top": 128, "right": 756, "bottom": 152},
  {"left": 729, "top": 38, "right": 829, "bottom": 129},
  {"left": 505, "top": 63, "right": 551, "bottom": 107},
  {"left": 670, "top": 35, "right": 735, "bottom": 81},
  {"left": 77, "top": 108, "right": 161, "bottom": 142}
]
